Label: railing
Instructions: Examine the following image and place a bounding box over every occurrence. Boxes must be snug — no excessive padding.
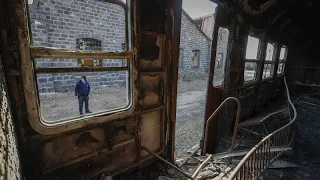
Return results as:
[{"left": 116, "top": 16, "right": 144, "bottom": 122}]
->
[
  {"left": 228, "top": 77, "right": 297, "bottom": 179},
  {"left": 203, "top": 97, "right": 241, "bottom": 155}
]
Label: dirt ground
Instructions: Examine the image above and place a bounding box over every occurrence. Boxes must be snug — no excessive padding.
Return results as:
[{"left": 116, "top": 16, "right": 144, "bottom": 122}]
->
[{"left": 40, "top": 86, "right": 128, "bottom": 121}]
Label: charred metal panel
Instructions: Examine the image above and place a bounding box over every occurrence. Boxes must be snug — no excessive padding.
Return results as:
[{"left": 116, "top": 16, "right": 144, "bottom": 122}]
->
[
  {"left": 202, "top": 6, "right": 229, "bottom": 154},
  {"left": 139, "top": 0, "right": 166, "bottom": 33},
  {"left": 139, "top": 33, "right": 165, "bottom": 71},
  {"left": 141, "top": 75, "right": 164, "bottom": 109},
  {"left": 140, "top": 111, "right": 162, "bottom": 158}
]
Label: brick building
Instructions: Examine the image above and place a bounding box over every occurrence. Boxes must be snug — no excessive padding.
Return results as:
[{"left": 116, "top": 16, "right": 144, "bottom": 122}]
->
[{"left": 29, "top": 0, "right": 226, "bottom": 93}]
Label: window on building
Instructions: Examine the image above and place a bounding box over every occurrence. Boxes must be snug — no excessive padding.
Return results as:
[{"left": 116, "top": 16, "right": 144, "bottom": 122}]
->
[
  {"left": 262, "top": 43, "right": 275, "bottom": 79},
  {"left": 277, "top": 46, "right": 287, "bottom": 75},
  {"left": 76, "top": 38, "right": 102, "bottom": 51},
  {"left": 192, "top": 50, "right": 200, "bottom": 69},
  {"left": 244, "top": 36, "right": 260, "bottom": 82},
  {"left": 213, "top": 27, "right": 229, "bottom": 87},
  {"left": 179, "top": 48, "right": 184, "bottom": 69},
  {"left": 27, "top": 0, "right": 132, "bottom": 128}
]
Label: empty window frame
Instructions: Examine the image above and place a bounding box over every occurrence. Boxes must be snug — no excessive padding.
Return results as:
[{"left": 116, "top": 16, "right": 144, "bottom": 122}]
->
[
  {"left": 244, "top": 36, "right": 260, "bottom": 82},
  {"left": 192, "top": 50, "right": 201, "bottom": 69},
  {"left": 277, "top": 46, "right": 287, "bottom": 75},
  {"left": 213, "top": 27, "right": 229, "bottom": 87},
  {"left": 26, "top": 0, "right": 133, "bottom": 128},
  {"left": 262, "top": 43, "right": 275, "bottom": 79}
]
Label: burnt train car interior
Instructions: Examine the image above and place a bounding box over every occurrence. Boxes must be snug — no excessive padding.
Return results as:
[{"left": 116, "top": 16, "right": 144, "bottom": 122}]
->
[{"left": 0, "top": 0, "right": 320, "bottom": 179}]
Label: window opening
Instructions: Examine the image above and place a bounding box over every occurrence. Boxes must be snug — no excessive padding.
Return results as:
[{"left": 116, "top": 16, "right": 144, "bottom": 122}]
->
[
  {"left": 27, "top": 0, "right": 132, "bottom": 125},
  {"left": 192, "top": 50, "right": 200, "bottom": 69},
  {"left": 262, "top": 43, "right": 275, "bottom": 79},
  {"left": 213, "top": 27, "right": 229, "bottom": 87},
  {"left": 244, "top": 36, "right": 259, "bottom": 82},
  {"left": 277, "top": 46, "right": 287, "bottom": 75},
  {"left": 175, "top": 0, "right": 216, "bottom": 157}
]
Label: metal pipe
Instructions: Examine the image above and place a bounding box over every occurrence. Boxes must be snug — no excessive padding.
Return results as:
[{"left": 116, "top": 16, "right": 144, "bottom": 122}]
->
[
  {"left": 192, "top": 154, "right": 212, "bottom": 178},
  {"left": 141, "top": 146, "right": 195, "bottom": 180},
  {"left": 202, "top": 97, "right": 241, "bottom": 155}
]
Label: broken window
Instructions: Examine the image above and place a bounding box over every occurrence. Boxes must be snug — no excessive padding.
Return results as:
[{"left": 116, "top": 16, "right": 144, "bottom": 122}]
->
[
  {"left": 27, "top": 0, "right": 132, "bottom": 127},
  {"left": 278, "top": 46, "right": 287, "bottom": 75},
  {"left": 213, "top": 27, "right": 229, "bottom": 87},
  {"left": 192, "top": 50, "right": 200, "bottom": 69},
  {"left": 262, "top": 43, "right": 275, "bottom": 79},
  {"left": 244, "top": 36, "right": 260, "bottom": 82}
]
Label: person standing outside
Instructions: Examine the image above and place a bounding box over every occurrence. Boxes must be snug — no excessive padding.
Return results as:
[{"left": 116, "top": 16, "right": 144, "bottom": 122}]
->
[{"left": 75, "top": 76, "right": 92, "bottom": 115}]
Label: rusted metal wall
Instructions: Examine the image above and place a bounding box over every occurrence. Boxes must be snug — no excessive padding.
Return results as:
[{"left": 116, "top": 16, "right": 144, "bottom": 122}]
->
[
  {"left": 0, "top": 0, "right": 181, "bottom": 179},
  {"left": 202, "top": 4, "right": 286, "bottom": 153}
]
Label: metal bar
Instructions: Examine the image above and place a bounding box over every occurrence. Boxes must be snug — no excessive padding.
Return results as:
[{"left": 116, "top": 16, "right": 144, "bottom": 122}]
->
[
  {"left": 192, "top": 154, "right": 212, "bottom": 178},
  {"left": 30, "top": 47, "right": 133, "bottom": 59},
  {"left": 203, "top": 97, "right": 241, "bottom": 155},
  {"left": 141, "top": 146, "right": 195, "bottom": 180},
  {"left": 35, "top": 66, "right": 129, "bottom": 73},
  {"left": 177, "top": 146, "right": 200, "bottom": 168}
]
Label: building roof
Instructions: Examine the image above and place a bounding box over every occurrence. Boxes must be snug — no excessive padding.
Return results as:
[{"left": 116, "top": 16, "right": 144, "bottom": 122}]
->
[{"left": 182, "top": 10, "right": 212, "bottom": 41}]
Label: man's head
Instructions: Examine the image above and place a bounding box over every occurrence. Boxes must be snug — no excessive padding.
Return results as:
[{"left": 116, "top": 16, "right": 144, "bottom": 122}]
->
[{"left": 80, "top": 76, "right": 86, "bottom": 84}]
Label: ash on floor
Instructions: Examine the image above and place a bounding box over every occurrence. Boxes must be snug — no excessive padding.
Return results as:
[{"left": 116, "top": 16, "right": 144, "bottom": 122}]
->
[
  {"left": 262, "top": 95, "right": 320, "bottom": 179},
  {"left": 114, "top": 162, "right": 187, "bottom": 180}
]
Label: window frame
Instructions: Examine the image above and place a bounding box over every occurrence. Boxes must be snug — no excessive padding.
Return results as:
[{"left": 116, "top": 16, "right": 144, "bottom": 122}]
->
[
  {"left": 212, "top": 26, "right": 230, "bottom": 88},
  {"left": 24, "top": 0, "right": 136, "bottom": 134},
  {"left": 243, "top": 36, "right": 260, "bottom": 84},
  {"left": 277, "top": 45, "right": 287, "bottom": 76},
  {"left": 261, "top": 42, "right": 276, "bottom": 81},
  {"left": 191, "top": 49, "right": 201, "bottom": 69}
]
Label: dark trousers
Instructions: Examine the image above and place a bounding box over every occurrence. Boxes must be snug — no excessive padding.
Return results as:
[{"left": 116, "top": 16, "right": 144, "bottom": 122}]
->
[{"left": 78, "top": 95, "right": 89, "bottom": 114}]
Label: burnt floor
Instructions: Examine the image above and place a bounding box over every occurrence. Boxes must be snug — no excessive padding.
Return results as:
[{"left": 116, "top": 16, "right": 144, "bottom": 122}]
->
[{"left": 262, "top": 95, "right": 320, "bottom": 180}]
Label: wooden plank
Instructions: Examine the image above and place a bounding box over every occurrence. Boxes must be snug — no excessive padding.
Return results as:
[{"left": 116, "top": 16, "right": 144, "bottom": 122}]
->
[{"left": 31, "top": 47, "right": 133, "bottom": 59}]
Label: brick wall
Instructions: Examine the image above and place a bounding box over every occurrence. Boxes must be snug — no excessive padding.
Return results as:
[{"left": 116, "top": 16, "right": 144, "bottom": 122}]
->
[
  {"left": 29, "top": 0, "right": 127, "bottom": 93},
  {"left": 29, "top": 0, "right": 227, "bottom": 93},
  {"left": 179, "top": 12, "right": 212, "bottom": 75}
]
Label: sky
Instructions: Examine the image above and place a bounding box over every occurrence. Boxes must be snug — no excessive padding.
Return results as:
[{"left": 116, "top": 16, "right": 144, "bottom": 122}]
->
[{"left": 182, "top": 0, "right": 217, "bottom": 18}]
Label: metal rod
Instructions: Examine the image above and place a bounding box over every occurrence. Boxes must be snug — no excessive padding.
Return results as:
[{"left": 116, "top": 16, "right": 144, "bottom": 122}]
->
[
  {"left": 177, "top": 146, "right": 200, "bottom": 168},
  {"left": 192, "top": 154, "right": 212, "bottom": 178},
  {"left": 202, "top": 97, "right": 241, "bottom": 155},
  {"left": 141, "top": 146, "right": 195, "bottom": 180}
]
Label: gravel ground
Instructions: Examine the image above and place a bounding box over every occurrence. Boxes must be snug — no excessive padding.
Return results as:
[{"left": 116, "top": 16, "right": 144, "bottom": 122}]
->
[
  {"left": 262, "top": 96, "right": 320, "bottom": 179},
  {"left": 175, "top": 78, "right": 208, "bottom": 157}
]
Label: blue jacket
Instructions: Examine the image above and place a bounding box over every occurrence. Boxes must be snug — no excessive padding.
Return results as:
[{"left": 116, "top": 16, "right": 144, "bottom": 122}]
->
[{"left": 75, "top": 80, "right": 90, "bottom": 97}]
